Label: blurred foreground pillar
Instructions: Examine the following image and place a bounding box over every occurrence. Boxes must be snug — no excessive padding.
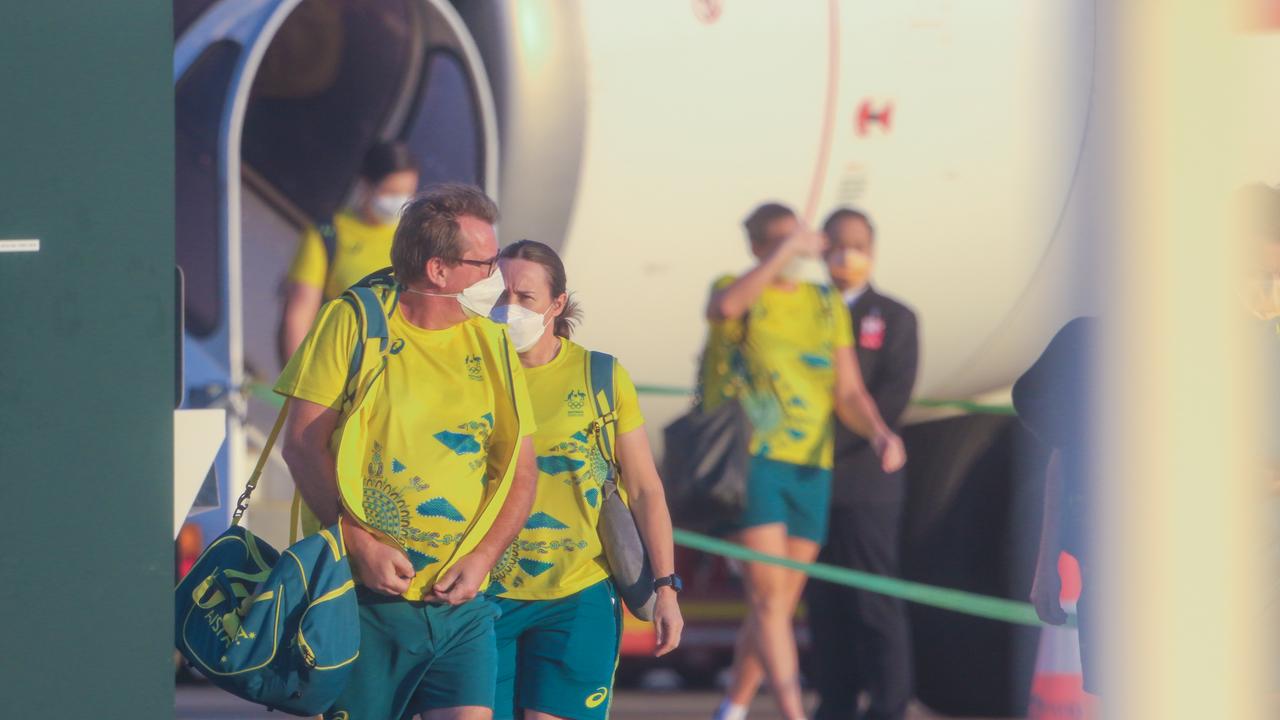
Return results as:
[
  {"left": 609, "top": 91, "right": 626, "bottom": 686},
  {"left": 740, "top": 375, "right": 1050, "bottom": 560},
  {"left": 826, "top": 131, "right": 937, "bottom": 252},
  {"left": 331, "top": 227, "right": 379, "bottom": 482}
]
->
[{"left": 1099, "top": 1, "right": 1273, "bottom": 717}]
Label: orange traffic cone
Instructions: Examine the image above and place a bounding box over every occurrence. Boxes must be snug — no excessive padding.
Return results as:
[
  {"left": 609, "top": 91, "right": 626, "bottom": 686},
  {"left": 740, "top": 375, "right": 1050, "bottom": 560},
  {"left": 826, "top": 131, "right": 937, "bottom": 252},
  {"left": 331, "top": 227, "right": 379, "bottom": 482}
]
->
[{"left": 1027, "top": 552, "right": 1097, "bottom": 719}]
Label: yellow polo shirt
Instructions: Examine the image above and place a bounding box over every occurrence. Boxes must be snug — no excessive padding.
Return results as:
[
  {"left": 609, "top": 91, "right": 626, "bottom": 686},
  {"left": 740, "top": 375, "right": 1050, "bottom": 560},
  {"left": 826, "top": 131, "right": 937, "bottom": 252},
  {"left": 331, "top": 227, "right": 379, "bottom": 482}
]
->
[
  {"left": 700, "top": 276, "right": 853, "bottom": 469},
  {"left": 489, "top": 339, "right": 645, "bottom": 600}
]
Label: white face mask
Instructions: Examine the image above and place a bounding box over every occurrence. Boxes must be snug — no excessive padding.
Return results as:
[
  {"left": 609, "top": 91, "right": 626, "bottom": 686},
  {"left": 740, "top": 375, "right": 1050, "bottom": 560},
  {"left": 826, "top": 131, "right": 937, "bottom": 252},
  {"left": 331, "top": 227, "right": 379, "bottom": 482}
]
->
[
  {"left": 406, "top": 266, "right": 505, "bottom": 318},
  {"left": 779, "top": 254, "right": 828, "bottom": 283},
  {"left": 370, "top": 193, "right": 411, "bottom": 224},
  {"left": 491, "top": 303, "right": 554, "bottom": 352}
]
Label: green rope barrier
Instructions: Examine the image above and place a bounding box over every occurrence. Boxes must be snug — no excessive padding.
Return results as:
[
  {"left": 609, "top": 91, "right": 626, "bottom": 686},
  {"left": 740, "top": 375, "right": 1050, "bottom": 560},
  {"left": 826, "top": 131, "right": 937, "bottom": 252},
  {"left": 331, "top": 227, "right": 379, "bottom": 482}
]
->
[
  {"left": 634, "top": 384, "right": 1014, "bottom": 415},
  {"left": 910, "top": 398, "right": 1017, "bottom": 416},
  {"left": 247, "top": 381, "right": 284, "bottom": 409},
  {"left": 672, "top": 528, "right": 1073, "bottom": 628},
  {"left": 633, "top": 384, "right": 698, "bottom": 397}
]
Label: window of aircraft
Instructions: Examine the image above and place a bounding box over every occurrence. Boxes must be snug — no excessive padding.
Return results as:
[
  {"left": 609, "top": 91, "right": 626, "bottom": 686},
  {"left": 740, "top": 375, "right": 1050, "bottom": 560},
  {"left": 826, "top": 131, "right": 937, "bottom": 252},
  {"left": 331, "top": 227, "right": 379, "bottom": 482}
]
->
[
  {"left": 404, "top": 49, "right": 483, "bottom": 186},
  {"left": 175, "top": 40, "right": 239, "bottom": 338},
  {"left": 240, "top": 0, "right": 414, "bottom": 223}
]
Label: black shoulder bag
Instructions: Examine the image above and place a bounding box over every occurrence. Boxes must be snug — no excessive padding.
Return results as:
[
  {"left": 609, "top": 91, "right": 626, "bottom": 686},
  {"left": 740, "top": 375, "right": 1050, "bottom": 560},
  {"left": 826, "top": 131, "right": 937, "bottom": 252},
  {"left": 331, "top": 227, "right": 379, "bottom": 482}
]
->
[{"left": 661, "top": 309, "right": 754, "bottom": 532}]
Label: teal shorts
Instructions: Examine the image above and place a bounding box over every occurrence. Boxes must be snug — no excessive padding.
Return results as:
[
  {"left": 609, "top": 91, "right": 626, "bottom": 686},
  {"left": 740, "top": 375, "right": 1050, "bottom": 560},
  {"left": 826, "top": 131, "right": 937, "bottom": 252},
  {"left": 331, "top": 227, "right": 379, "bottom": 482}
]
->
[
  {"left": 323, "top": 589, "right": 500, "bottom": 720},
  {"left": 490, "top": 579, "right": 623, "bottom": 720},
  {"left": 725, "top": 454, "right": 832, "bottom": 543}
]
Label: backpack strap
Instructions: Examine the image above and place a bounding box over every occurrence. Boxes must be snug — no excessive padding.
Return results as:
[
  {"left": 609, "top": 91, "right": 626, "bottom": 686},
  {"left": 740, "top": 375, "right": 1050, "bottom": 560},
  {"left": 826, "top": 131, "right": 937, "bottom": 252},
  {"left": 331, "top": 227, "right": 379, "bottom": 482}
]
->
[
  {"left": 351, "top": 265, "right": 398, "bottom": 290},
  {"left": 345, "top": 286, "right": 390, "bottom": 353},
  {"left": 318, "top": 220, "right": 338, "bottom": 266},
  {"left": 337, "top": 273, "right": 397, "bottom": 407},
  {"left": 586, "top": 350, "right": 620, "bottom": 474},
  {"left": 814, "top": 282, "right": 838, "bottom": 326},
  {"left": 287, "top": 275, "right": 397, "bottom": 541},
  {"left": 812, "top": 281, "right": 831, "bottom": 310}
]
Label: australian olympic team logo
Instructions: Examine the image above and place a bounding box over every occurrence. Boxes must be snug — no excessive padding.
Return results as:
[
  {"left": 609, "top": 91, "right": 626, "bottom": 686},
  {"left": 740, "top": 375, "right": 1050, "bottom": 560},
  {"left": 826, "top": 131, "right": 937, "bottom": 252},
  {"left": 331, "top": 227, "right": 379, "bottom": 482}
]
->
[
  {"left": 566, "top": 389, "right": 587, "bottom": 416},
  {"left": 465, "top": 354, "right": 483, "bottom": 381}
]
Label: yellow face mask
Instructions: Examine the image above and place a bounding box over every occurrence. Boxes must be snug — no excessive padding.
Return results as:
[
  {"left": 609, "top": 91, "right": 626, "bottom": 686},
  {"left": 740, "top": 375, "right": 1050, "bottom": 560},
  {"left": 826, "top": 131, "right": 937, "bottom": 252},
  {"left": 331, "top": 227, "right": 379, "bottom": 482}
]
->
[{"left": 830, "top": 248, "right": 872, "bottom": 286}]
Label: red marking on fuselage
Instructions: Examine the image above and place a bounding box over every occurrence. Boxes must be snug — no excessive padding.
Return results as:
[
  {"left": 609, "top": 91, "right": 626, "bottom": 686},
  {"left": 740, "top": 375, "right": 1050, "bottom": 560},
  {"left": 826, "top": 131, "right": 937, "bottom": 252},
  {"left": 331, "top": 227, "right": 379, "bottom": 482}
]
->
[{"left": 856, "top": 101, "right": 894, "bottom": 136}]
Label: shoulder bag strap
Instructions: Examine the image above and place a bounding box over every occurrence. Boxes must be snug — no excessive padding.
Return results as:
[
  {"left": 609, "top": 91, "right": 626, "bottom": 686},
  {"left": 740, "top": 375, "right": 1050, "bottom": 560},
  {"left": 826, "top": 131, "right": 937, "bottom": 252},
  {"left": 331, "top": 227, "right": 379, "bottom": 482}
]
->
[{"left": 586, "top": 350, "right": 620, "bottom": 471}]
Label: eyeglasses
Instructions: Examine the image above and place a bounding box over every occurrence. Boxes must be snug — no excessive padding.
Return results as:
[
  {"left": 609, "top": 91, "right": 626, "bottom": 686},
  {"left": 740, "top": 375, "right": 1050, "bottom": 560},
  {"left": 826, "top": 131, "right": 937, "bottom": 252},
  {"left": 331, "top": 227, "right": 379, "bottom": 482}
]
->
[{"left": 455, "top": 255, "right": 498, "bottom": 275}]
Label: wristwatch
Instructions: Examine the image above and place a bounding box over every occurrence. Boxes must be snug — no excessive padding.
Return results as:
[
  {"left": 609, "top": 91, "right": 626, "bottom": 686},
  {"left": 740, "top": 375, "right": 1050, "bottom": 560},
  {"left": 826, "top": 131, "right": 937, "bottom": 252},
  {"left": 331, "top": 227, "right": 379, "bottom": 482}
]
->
[{"left": 654, "top": 573, "right": 683, "bottom": 593}]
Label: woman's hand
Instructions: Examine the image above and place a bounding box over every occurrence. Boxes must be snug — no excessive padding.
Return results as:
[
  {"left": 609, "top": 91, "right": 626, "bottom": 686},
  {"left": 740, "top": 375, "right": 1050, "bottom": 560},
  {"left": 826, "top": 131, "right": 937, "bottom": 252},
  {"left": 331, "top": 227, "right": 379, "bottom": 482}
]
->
[{"left": 652, "top": 587, "right": 684, "bottom": 657}]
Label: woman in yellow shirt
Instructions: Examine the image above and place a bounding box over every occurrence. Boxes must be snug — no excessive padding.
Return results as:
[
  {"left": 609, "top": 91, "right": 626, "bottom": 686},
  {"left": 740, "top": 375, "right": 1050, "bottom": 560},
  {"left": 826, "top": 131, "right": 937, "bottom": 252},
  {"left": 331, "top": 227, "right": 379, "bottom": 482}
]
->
[
  {"left": 277, "top": 141, "right": 419, "bottom": 364},
  {"left": 705, "top": 203, "right": 905, "bottom": 720},
  {"left": 487, "top": 239, "right": 684, "bottom": 720}
]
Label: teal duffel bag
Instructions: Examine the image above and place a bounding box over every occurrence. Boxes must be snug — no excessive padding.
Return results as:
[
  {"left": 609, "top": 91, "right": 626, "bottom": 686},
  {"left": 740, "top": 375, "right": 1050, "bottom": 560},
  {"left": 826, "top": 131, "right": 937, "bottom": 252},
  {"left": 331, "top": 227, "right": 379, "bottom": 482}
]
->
[
  {"left": 175, "top": 279, "right": 400, "bottom": 714},
  {"left": 175, "top": 405, "right": 359, "bottom": 716}
]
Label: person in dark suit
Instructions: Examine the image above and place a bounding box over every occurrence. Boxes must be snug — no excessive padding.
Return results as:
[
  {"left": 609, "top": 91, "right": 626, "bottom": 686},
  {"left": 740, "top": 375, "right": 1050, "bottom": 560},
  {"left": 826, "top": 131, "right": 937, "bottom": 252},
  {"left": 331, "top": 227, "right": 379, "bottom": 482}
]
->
[{"left": 807, "top": 208, "right": 919, "bottom": 720}]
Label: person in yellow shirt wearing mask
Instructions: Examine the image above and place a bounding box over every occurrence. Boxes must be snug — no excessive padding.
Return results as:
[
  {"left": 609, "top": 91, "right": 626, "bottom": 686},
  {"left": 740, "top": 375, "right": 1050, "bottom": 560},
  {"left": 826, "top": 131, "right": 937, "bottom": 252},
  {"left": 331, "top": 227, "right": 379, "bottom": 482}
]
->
[
  {"left": 485, "top": 240, "right": 684, "bottom": 720},
  {"left": 278, "top": 141, "right": 420, "bottom": 364},
  {"left": 277, "top": 184, "right": 536, "bottom": 720},
  {"left": 705, "top": 202, "right": 906, "bottom": 720}
]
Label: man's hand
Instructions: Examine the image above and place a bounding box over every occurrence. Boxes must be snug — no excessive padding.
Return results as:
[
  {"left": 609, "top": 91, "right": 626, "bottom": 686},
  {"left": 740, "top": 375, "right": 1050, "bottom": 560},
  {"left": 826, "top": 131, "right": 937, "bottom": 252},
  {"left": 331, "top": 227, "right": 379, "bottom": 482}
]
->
[
  {"left": 1030, "top": 556, "right": 1068, "bottom": 626},
  {"left": 343, "top": 517, "right": 413, "bottom": 596},
  {"left": 653, "top": 588, "right": 684, "bottom": 657},
  {"left": 873, "top": 430, "right": 907, "bottom": 473},
  {"left": 430, "top": 552, "right": 492, "bottom": 606}
]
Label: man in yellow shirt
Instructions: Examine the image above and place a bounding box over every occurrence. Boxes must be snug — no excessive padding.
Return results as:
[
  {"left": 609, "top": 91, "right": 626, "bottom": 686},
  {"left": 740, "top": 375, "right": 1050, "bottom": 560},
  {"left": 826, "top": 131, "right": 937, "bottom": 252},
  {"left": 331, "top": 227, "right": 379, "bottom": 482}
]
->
[
  {"left": 278, "top": 141, "right": 420, "bottom": 364},
  {"left": 277, "top": 183, "right": 536, "bottom": 720}
]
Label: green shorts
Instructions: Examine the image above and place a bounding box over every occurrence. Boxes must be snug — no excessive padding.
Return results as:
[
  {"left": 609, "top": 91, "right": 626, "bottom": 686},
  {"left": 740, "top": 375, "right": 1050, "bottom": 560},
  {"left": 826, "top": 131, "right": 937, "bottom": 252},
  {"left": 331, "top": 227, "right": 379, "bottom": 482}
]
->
[
  {"left": 323, "top": 589, "right": 500, "bottom": 720},
  {"left": 490, "top": 579, "right": 623, "bottom": 720},
  {"left": 725, "top": 454, "right": 832, "bottom": 543}
]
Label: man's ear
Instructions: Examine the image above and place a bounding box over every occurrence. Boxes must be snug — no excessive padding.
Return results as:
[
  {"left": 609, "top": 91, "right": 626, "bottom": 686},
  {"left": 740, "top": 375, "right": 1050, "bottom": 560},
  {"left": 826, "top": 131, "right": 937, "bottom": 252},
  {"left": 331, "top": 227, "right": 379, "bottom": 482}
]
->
[{"left": 424, "top": 257, "right": 449, "bottom": 288}]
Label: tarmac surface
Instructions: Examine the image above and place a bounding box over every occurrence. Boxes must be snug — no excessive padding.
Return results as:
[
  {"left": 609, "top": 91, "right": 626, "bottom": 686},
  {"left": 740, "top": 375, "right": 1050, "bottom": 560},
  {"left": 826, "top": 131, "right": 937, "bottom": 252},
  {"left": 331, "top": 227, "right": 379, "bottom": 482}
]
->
[{"left": 176, "top": 684, "right": 1011, "bottom": 719}]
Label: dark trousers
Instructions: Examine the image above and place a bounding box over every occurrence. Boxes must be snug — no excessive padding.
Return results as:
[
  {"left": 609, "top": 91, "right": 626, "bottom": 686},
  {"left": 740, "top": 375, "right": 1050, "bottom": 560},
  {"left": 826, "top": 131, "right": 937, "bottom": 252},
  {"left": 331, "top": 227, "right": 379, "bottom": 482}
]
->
[{"left": 807, "top": 499, "right": 913, "bottom": 720}]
